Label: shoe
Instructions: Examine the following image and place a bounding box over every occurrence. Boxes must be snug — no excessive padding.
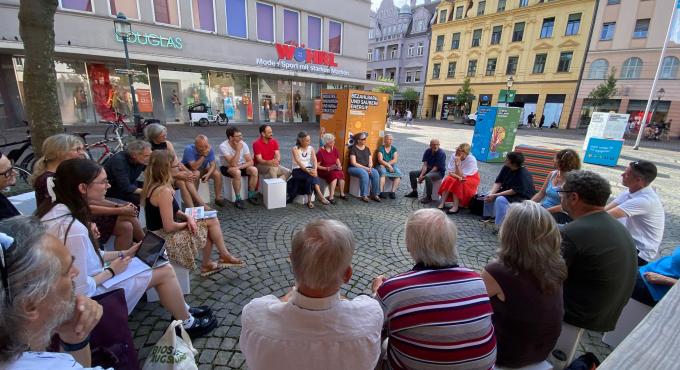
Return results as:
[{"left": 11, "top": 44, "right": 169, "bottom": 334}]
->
[
  {"left": 247, "top": 197, "right": 260, "bottom": 206},
  {"left": 328, "top": 198, "right": 337, "bottom": 204},
  {"left": 234, "top": 200, "right": 245, "bottom": 209},
  {"left": 405, "top": 190, "right": 418, "bottom": 198},
  {"left": 214, "top": 198, "right": 228, "bottom": 207},
  {"left": 184, "top": 315, "right": 217, "bottom": 339},
  {"left": 479, "top": 216, "right": 493, "bottom": 223},
  {"left": 173, "top": 306, "right": 212, "bottom": 320},
  {"left": 319, "top": 196, "right": 330, "bottom": 205},
  {"left": 389, "top": 192, "right": 396, "bottom": 199},
  {"left": 420, "top": 196, "right": 432, "bottom": 204},
  {"left": 200, "top": 261, "right": 226, "bottom": 277},
  {"left": 360, "top": 196, "right": 370, "bottom": 202},
  {"left": 338, "top": 194, "right": 348, "bottom": 200},
  {"left": 218, "top": 255, "right": 245, "bottom": 268},
  {"left": 379, "top": 192, "right": 388, "bottom": 199},
  {"left": 447, "top": 208, "right": 459, "bottom": 214},
  {"left": 370, "top": 195, "right": 381, "bottom": 202}
]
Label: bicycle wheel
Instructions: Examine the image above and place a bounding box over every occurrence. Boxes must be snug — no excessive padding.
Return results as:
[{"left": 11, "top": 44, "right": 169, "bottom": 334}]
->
[
  {"left": 13, "top": 166, "right": 31, "bottom": 187},
  {"left": 19, "top": 152, "right": 35, "bottom": 173},
  {"left": 104, "top": 124, "right": 125, "bottom": 141},
  {"left": 198, "top": 118, "right": 209, "bottom": 127}
]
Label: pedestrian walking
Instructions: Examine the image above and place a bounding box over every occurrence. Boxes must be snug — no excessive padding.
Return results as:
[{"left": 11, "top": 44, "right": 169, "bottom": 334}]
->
[{"left": 405, "top": 108, "right": 413, "bottom": 127}]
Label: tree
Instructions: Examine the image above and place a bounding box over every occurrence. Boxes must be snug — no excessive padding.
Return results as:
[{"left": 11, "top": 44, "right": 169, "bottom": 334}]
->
[
  {"left": 454, "top": 77, "right": 475, "bottom": 116},
  {"left": 372, "top": 77, "right": 399, "bottom": 96},
  {"left": 19, "top": 0, "right": 63, "bottom": 157},
  {"left": 587, "top": 67, "right": 617, "bottom": 112},
  {"left": 401, "top": 88, "right": 419, "bottom": 111}
]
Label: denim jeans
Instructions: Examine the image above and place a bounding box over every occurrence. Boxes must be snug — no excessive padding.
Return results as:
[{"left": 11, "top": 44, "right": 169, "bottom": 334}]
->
[
  {"left": 348, "top": 167, "right": 380, "bottom": 196},
  {"left": 482, "top": 195, "right": 510, "bottom": 225}
]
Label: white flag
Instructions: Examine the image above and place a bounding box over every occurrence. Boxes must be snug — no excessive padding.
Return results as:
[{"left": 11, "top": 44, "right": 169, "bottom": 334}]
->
[{"left": 671, "top": 0, "right": 680, "bottom": 43}]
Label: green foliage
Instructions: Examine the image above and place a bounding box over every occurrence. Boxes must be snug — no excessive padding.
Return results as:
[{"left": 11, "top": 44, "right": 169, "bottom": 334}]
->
[
  {"left": 372, "top": 77, "right": 399, "bottom": 96},
  {"left": 454, "top": 77, "right": 475, "bottom": 113},
  {"left": 587, "top": 67, "right": 617, "bottom": 111}
]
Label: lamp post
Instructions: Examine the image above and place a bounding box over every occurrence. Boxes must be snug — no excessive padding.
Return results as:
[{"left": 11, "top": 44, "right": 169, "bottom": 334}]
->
[
  {"left": 652, "top": 88, "right": 665, "bottom": 117},
  {"left": 505, "top": 76, "right": 514, "bottom": 107},
  {"left": 114, "top": 13, "right": 141, "bottom": 137}
]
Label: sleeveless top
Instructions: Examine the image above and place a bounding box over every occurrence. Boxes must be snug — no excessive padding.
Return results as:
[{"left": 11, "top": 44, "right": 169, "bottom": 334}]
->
[
  {"left": 379, "top": 146, "right": 397, "bottom": 162},
  {"left": 145, "top": 185, "right": 180, "bottom": 231},
  {"left": 542, "top": 171, "right": 561, "bottom": 209},
  {"left": 150, "top": 141, "right": 168, "bottom": 151},
  {"left": 292, "top": 146, "right": 313, "bottom": 169}
]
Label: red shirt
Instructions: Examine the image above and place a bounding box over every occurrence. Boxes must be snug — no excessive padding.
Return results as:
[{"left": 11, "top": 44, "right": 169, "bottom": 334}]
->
[{"left": 252, "top": 137, "right": 280, "bottom": 163}]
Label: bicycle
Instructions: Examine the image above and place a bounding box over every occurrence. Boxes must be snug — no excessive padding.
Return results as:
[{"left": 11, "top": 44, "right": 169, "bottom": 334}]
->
[
  {"left": 103, "top": 112, "right": 161, "bottom": 141},
  {"left": 73, "top": 132, "right": 124, "bottom": 165},
  {"left": 0, "top": 121, "right": 34, "bottom": 183}
]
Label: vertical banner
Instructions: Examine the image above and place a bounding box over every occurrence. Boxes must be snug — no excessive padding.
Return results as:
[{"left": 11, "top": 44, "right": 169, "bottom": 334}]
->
[{"left": 136, "top": 89, "right": 153, "bottom": 113}]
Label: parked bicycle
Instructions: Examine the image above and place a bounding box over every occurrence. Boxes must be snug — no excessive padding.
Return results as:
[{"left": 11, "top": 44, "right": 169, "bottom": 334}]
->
[
  {"left": 72, "top": 132, "right": 124, "bottom": 165},
  {"left": 0, "top": 121, "right": 34, "bottom": 183},
  {"left": 103, "top": 112, "right": 161, "bottom": 141}
]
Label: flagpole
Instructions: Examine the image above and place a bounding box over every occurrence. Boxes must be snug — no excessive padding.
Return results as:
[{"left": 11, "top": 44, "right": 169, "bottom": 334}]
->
[{"left": 633, "top": 0, "right": 678, "bottom": 150}]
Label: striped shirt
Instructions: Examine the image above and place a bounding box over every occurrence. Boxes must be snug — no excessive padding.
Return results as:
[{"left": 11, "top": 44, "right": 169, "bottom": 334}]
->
[{"left": 376, "top": 265, "right": 497, "bottom": 370}]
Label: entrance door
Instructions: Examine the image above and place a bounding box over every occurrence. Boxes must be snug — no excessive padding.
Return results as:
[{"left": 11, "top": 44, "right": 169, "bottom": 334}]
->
[
  {"left": 430, "top": 95, "right": 438, "bottom": 120},
  {"left": 522, "top": 103, "right": 537, "bottom": 126},
  {"left": 161, "top": 81, "right": 181, "bottom": 122}
]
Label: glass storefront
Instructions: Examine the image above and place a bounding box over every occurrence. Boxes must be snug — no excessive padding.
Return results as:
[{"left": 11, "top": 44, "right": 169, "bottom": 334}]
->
[{"left": 258, "top": 78, "right": 324, "bottom": 123}]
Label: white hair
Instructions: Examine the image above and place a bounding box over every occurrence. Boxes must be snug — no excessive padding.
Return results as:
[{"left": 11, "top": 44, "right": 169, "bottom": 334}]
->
[
  {"left": 322, "top": 133, "right": 335, "bottom": 145},
  {"left": 144, "top": 123, "right": 167, "bottom": 142},
  {"left": 405, "top": 209, "right": 458, "bottom": 267}
]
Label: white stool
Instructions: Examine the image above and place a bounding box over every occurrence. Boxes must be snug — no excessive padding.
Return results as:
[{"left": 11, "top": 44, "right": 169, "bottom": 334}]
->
[
  {"left": 197, "top": 181, "right": 211, "bottom": 203},
  {"left": 431, "top": 178, "right": 442, "bottom": 201},
  {"left": 262, "top": 178, "right": 286, "bottom": 209},
  {"left": 8, "top": 191, "right": 37, "bottom": 215},
  {"left": 174, "top": 188, "right": 182, "bottom": 209},
  {"left": 318, "top": 178, "right": 331, "bottom": 197},
  {"left": 349, "top": 176, "right": 362, "bottom": 197},
  {"left": 138, "top": 206, "right": 147, "bottom": 229},
  {"left": 602, "top": 298, "right": 653, "bottom": 348},
  {"left": 293, "top": 194, "right": 315, "bottom": 204},
  {"left": 549, "top": 322, "right": 585, "bottom": 369},
  {"left": 221, "top": 175, "right": 248, "bottom": 202},
  {"left": 146, "top": 262, "right": 191, "bottom": 302}
]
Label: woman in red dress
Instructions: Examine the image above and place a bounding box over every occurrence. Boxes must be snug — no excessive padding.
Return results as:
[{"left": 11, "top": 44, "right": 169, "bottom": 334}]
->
[
  {"left": 437, "top": 143, "right": 480, "bottom": 213},
  {"left": 316, "top": 133, "right": 346, "bottom": 204}
]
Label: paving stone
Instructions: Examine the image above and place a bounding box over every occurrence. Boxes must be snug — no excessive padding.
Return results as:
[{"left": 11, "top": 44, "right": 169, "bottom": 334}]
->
[{"left": 199, "top": 349, "right": 218, "bottom": 364}]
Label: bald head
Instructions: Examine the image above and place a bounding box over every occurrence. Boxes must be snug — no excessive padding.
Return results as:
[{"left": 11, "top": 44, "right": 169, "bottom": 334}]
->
[{"left": 195, "top": 135, "right": 210, "bottom": 154}]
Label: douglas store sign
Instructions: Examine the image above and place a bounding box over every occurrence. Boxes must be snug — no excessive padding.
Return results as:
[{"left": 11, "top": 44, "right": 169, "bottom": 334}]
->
[
  {"left": 114, "top": 31, "right": 183, "bottom": 49},
  {"left": 256, "top": 43, "right": 350, "bottom": 77}
]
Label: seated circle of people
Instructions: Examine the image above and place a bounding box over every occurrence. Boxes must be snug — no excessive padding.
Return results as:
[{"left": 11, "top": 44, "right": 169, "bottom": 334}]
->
[
  {"left": 481, "top": 151, "right": 536, "bottom": 225},
  {"left": 605, "top": 160, "right": 665, "bottom": 266},
  {"left": 405, "top": 139, "right": 446, "bottom": 204},
  {"left": 181, "top": 134, "right": 227, "bottom": 207},
  {"left": 482, "top": 201, "right": 566, "bottom": 369},
  {"left": 103, "top": 140, "right": 152, "bottom": 206},
  {"left": 0, "top": 151, "right": 20, "bottom": 221},
  {"left": 218, "top": 126, "right": 259, "bottom": 209},
  {"left": 348, "top": 132, "right": 382, "bottom": 202},
  {"left": 287, "top": 131, "right": 330, "bottom": 208},
  {"left": 373, "top": 208, "right": 497, "bottom": 370},
  {"left": 142, "top": 150, "right": 244, "bottom": 277},
  {"left": 240, "top": 219, "right": 383, "bottom": 370},
  {"left": 631, "top": 246, "right": 679, "bottom": 307},
  {"left": 375, "top": 133, "right": 402, "bottom": 199},
  {"left": 35, "top": 158, "right": 218, "bottom": 338},
  {"left": 252, "top": 124, "right": 291, "bottom": 181},
  {"left": 531, "top": 149, "right": 581, "bottom": 224},
  {"left": 437, "top": 143, "right": 480, "bottom": 214},
  {"left": 316, "top": 133, "right": 347, "bottom": 203},
  {"left": 32, "top": 134, "right": 144, "bottom": 251}
]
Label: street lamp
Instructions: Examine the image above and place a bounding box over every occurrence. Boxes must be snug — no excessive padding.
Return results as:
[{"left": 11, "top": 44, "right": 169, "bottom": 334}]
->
[
  {"left": 505, "top": 76, "right": 514, "bottom": 107},
  {"left": 114, "top": 12, "right": 142, "bottom": 137}
]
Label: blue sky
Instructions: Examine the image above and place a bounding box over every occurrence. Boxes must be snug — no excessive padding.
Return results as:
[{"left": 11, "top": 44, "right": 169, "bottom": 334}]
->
[{"left": 371, "top": 0, "right": 420, "bottom": 11}]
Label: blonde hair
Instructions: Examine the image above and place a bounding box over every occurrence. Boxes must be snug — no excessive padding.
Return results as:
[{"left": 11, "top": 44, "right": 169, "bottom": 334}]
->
[
  {"left": 405, "top": 209, "right": 458, "bottom": 267},
  {"left": 457, "top": 143, "right": 471, "bottom": 155},
  {"left": 30, "top": 134, "right": 83, "bottom": 186},
  {"left": 140, "top": 150, "right": 175, "bottom": 206}
]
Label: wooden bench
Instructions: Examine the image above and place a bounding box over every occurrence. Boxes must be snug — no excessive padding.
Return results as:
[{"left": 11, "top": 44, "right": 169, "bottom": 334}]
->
[{"left": 514, "top": 145, "right": 559, "bottom": 191}]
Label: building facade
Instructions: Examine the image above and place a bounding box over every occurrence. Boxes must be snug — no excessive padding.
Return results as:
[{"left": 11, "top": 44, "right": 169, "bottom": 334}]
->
[
  {"left": 423, "top": 0, "right": 596, "bottom": 127},
  {"left": 367, "top": 0, "right": 439, "bottom": 117},
  {"left": 0, "top": 0, "right": 371, "bottom": 128},
  {"left": 572, "top": 0, "right": 680, "bottom": 137}
]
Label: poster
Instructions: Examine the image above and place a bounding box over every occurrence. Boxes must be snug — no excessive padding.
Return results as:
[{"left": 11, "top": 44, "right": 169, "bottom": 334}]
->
[
  {"left": 584, "top": 138, "right": 624, "bottom": 167},
  {"left": 471, "top": 106, "right": 521, "bottom": 162},
  {"left": 136, "top": 89, "right": 153, "bottom": 113},
  {"left": 583, "top": 112, "right": 629, "bottom": 149},
  {"left": 471, "top": 107, "right": 496, "bottom": 161}
]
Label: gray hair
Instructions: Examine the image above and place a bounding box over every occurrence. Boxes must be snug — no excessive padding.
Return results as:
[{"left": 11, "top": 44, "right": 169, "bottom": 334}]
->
[
  {"left": 384, "top": 133, "right": 393, "bottom": 140},
  {"left": 564, "top": 170, "right": 611, "bottom": 207},
  {"left": 126, "top": 140, "right": 151, "bottom": 156},
  {"left": 195, "top": 134, "right": 208, "bottom": 142},
  {"left": 405, "top": 209, "right": 458, "bottom": 267},
  {"left": 322, "top": 133, "right": 335, "bottom": 145},
  {"left": 291, "top": 219, "right": 355, "bottom": 291},
  {"left": 144, "top": 123, "right": 167, "bottom": 142}
]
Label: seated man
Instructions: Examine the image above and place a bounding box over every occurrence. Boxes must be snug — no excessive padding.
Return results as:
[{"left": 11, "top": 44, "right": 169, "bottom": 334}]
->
[
  {"left": 482, "top": 151, "right": 535, "bottom": 225},
  {"left": 0, "top": 151, "right": 20, "bottom": 221},
  {"left": 182, "top": 134, "right": 227, "bottom": 207},
  {"left": 240, "top": 219, "right": 383, "bottom": 370},
  {"left": 605, "top": 160, "right": 665, "bottom": 266},
  {"left": 373, "top": 209, "right": 497, "bottom": 370},
  {"left": 405, "top": 139, "right": 446, "bottom": 204},
  {"left": 103, "top": 140, "right": 151, "bottom": 206},
  {"left": 219, "top": 126, "right": 259, "bottom": 209},
  {"left": 631, "top": 246, "right": 679, "bottom": 307},
  {"left": 252, "top": 124, "right": 290, "bottom": 180},
  {"left": 0, "top": 216, "right": 103, "bottom": 369}
]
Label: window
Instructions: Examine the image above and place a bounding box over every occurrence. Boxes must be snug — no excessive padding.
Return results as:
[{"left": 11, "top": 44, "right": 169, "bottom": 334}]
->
[
  {"left": 512, "top": 22, "right": 525, "bottom": 42},
  {"left": 506, "top": 56, "right": 518, "bottom": 75},
  {"left": 368, "top": 50, "right": 372, "bottom": 61},
  {"left": 455, "top": 6, "right": 464, "bottom": 19},
  {"left": 367, "top": 72, "right": 372, "bottom": 80},
  {"left": 439, "top": 9, "right": 447, "bottom": 24},
  {"left": 447, "top": 62, "right": 457, "bottom": 78},
  {"left": 61, "top": 0, "right": 93, "bottom": 12},
  {"left": 541, "top": 17, "right": 555, "bottom": 38},
  {"left": 415, "top": 70, "right": 421, "bottom": 82},
  {"left": 477, "top": 0, "right": 486, "bottom": 15},
  {"left": 486, "top": 58, "right": 497, "bottom": 76},
  {"left": 497, "top": 0, "right": 506, "bottom": 11},
  {"left": 557, "top": 52, "right": 573, "bottom": 72},
  {"left": 417, "top": 42, "right": 424, "bottom": 56},
  {"left": 308, "top": 16, "right": 322, "bottom": 50},
  {"left": 533, "top": 53, "right": 547, "bottom": 73},
  {"left": 661, "top": 56, "right": 679, "bottom": 79},
  {"left": 588, "top": 59, "right": 609, "bottom": 79},
  {"left": 390, "top": 48, "right": 398, "bottom": 59},
  {"left": 436, "top": 35, "right": 445, "bottom": 52},
  {"left": 472, "top": 29, "right": 482, "bottom": 47},
  {"left": 329, "top": 20, "right": 343, "bottom": 54},
  {"left": 565, "top": 13, "right": 581, "bottom": 35},
  {"left": 408, "top": 43, "right": 414, "bottom": 57},
  {"left": 191, "top": 0, "right": 215, "bottom": 32},
  {"left": 519, "top": 0, "right": 528, "bottom": 7},
  {"left": 491, "top": 25, "right": 502, "bottom": 45},
  {"left": 255, "top": 2, "right": 274, "bottom": 42},
  {"left": 406, "top": 72, "right": 412, "bottom": 82},
  {"left": 600, "top": 22, "right": 615, "bottom": 40},
  {"left": 451, "top": 33, "right": 461, "bottom": 49},
  {"left": 109, "top": 0, "right": 139, "bottom": 19},
  {"left": 432, "top": 63, "right": 441, "bottom": 79},
  {"left": 153, "top": 0, "right": 180, "bottom": 25},
  {"left": 633, "top": 19, "right": 650, "bottom": 38},
  {"left": 467, "top": 60, "right": 478, "bottom": 77},
  {"left": 621, "top": 57, "right": 642, "bottom": 79},
  {"left": 283, "top": 9, "right": 299, "bottom": 45}
]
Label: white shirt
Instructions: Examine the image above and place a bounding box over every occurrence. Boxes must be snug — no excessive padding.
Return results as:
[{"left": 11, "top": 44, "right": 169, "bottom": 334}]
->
[
  {"left": 219, "top": 140, "right": 250, "bottom": 167},
  {"left": 445, "top": 153, "right": 478, "bottom": 176},
  {"left": 7, "top": 352, "right": 109, "bottom": 369},
  {"left": 292, "top": 146, "right": 314, "bottom": 169},
  {"left": 240, "top": 289, "right": 383, "bottom": 370},
  {"left": 613, "top": 186, "right": 665, "bottom": 261}
]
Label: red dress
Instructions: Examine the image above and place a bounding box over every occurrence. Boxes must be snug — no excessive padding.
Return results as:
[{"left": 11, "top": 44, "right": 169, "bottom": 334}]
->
[
  {"left": 438, "top": 172, "right": 481, "bottom": 207},
  {"left": 316, "top": 146, "right": 345, "bottom": 182}
]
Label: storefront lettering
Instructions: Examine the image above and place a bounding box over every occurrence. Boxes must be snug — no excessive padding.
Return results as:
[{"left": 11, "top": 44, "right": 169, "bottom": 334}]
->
[
  {"left": 114, "top": 32, "right": 183, "bottom": 49},
  {"left": 256, "top": 58, "right": 350, "bottom": 77},
  {"left": 275, "top": 43, "right": 338, "bottom": 67}
]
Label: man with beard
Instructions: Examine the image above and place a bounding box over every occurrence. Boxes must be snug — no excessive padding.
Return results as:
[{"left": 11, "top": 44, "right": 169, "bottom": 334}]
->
[{"left": 0, "top": 216, "right": 103, "bottom": 369}]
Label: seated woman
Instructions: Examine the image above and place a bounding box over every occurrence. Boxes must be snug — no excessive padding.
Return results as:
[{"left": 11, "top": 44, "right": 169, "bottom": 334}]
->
[
  {"left": 37, "top": 158, "right": 217, "bottom": 338},
  {"left": 631, "top": 246, "right": 679, "bottom": 307},
  {"left": 375, "top": 133, "right": 401, "bottom": 199},
  {"left": 143, "top": 150, "right": 244, "bottom": 276},
  {"left": 531, "top": 149, "right": 580, "bottom": 224},
  {"left": 32, "top": 133, "right": 144, "bottom": 251},
  {"left": 482, "top": 201, "right": 566, "bottom": 369},
  {"left": 288, "top": 131, "right": 329, "bottom": 208},
  {"left": 482, "top": 151, "right": 536, "bottom": 225},
  {"left": 316, "top": 133, "right": 346, "bottom": 204},
  {"left": 437, "top": 143, "right": 480, "bottom": 214},
  {"left": 145, "top": 123, "right": 205, "bottom": 208},
  {"left": 348, "top": 132, "right": 381, "bottom": 202}
]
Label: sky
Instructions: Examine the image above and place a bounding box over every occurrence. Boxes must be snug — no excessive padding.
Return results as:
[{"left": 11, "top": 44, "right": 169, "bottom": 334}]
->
[{"left": 371, "top": 0, "right": 422, "bottom": 11}]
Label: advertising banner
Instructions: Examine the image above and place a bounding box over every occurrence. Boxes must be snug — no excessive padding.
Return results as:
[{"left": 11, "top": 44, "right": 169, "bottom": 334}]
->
[
  {"left": 137, "top": 89, "right": 153, "bottom": 113},
  {"left": 471, "top": 107, "right": 521, "bottom": 162},
  {"left": 471, "top": 106, "right": 496, "bottom": 161},
  {"left": 584, "top": 138, "right": 624, "bottom": 167},
  {"left": 583, "top": 112, "right": 629, "bottom": 149}
]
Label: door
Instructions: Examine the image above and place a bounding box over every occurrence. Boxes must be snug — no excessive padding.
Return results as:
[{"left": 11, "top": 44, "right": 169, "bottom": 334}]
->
[{"left": 161, "top": 81, "right": 181, "bottom": 122}]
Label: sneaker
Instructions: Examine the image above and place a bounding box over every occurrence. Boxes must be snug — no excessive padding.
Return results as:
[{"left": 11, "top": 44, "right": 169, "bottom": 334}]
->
[
  {"left": 189, "top": 306, "right": 212, "bottom": 318},
  {"left": 388, "top": 192, "right": 396, "bottom": 199},
  {"left": 234, "top": 200, "right": 246, "bottom": 209},
  {"left": 184, "top": 315, "right": 217, "bottom": 339},
  {"left": 419, "top": 196, "right": 432, "bottom": 204},
  {"left": 247, "top": 197, "right": 260, "bottom": 206},
  {"left": 379, "top": 192, "right": 388, "bottom": 199},
  {"left": 405, "top": 190, "right": 418, "bottom": 198},
  {"left": 214, "top": 198, "right": 228, "bottom": 207}
]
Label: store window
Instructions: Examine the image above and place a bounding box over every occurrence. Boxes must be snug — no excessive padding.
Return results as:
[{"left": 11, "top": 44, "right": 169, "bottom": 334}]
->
[
  {"left": 329, "top": 20, "right": 343, "bottom": 54},
  {"left": 283, "top": 9, "right": 300, "bottom": 45},
  {"left": 206, "top": 71, "right": 253, "bottom": 122},
  {"left": 226, "top": 0, "right": 248, "bottom": 38},
  {"left": 86, "top": 63, "right": 151, "bottom": 123},
  {"left": 60, "top": 0, "right": 93, "bottom": 12},
  {"left": 308, "top": 15, "right": 322, "bottom": 50},
  {"left": 158, "top": 70, "right": 208, "bottom": 123},
  {"left": 258, "top": 78, "right": 321, "bottom": 123},
  {"left": 256, "top": 2, "right": 274, "bottom": 42},
  {"left": 153, "top": 0, "right": 180, "bottom": 26},
  {"left": 192, "top": 0, "right": 215, "bottom": 32},
  {"left": 109, "top": 0, "right": 139, "bottom": 19}
]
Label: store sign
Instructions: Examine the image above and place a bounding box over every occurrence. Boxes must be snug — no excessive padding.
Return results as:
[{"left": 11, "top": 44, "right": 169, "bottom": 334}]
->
[
  {"left": 256, "top": 43, "right": 350, "bottom": 77},
  {"left": 498, "top": 89, "right": 516, "bottom": 103},
  {"left": 114, "top": 32, "right": 183, "bottom": 49}
]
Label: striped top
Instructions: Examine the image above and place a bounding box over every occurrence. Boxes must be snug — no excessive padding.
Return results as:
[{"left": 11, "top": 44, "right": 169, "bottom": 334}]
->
[{"left": 376, "top": 265, "right": 497, "bottom": 370}]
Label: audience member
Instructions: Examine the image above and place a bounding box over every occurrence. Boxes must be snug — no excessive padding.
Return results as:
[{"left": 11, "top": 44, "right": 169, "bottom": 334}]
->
[
  {"left": 252, "top": 124, "right": 290, "bottom": 180},
  {"left": 289, "top": 131, "right": 329, "bottom": 208},
  {"left": 531, "top": 149, "right": 581, "bottom": 224},
  {"left": 631, "top": 246, "right": 679, "bottom": 307},
  {"left": 182, "top": 134, "right": 227, "bottom": 207},
  {"left": 348, "top": 132, "right": 381, "bottom": 202},
  {"left": 605, "top": 160, "right": 665, "bottom": 265},
  {"left": 219, "top": 126, "right": 259, "bottom": 209},
  {"left": 31, "top": 134, "right": 87, "bottom": 207},
  {"left": 375, "top": 133, "right": 401, "bottom": 199},
  {"left": 104, "top": 140, "right": 151, "bottom": 205},
  {"left": 437, "top": 143, "right": 479, "bottom": 213},
  {"left": 0, "top": 152, "right": 19, "bottom": 221},
  {"left": 0, "top": 216, "right": 103, "bottom": 369},
  {"left": 240, "top": 219, "right": 383, "bottom": 370},
  {"left": 143, "top": 150, "right": 243, "bottom": 276},
  {"left": 405, "top": 139, "right": 446, "bottom": 204},
  {"left": 374, "top": 209, "right": 497, "bottom": 369},
  {"left": 481, "top": 151, "right": 535, "bottom": 225},
  {"left": 559, "top": 171, "right": 637, "bottom": 332},
  {"left": 316, "top": 133, "right": 346, "bottom": 203},
  {"left": 482, "top": 201, "right": 566, "bottom": 368}
]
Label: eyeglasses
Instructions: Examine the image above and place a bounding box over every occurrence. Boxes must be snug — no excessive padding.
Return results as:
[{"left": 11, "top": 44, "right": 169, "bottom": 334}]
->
[
  {"left": 90, "top": 179, "right": 109, "bottom": 185},
  {"left": 556, "top": 189, "right": 574, "bottom": 196},
  {"left": 0, "top": 166, "right": 15, "bottom": 178}
]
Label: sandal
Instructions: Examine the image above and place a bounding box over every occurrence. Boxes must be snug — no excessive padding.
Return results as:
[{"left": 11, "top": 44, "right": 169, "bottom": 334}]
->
[
  {"left": 319, "top": 196, "right": 330, "bottom": 205},
  {"left": 338, "top": 194, "right": 348, "bottom": 200},
  {"left": 360, "top": 196, "right": 370, "bottom": 202},
  {"left": 219, "top": 255, "right": 245, "bottom": 268},
  {"left": 307, "top": 202, "right": 315, "bottom": 209},
  {"left": 448, "top": 208, "right": 460, "bottom": 214},
  {"left": 200, "top": 261, "right": 226, "bottom": 277}
]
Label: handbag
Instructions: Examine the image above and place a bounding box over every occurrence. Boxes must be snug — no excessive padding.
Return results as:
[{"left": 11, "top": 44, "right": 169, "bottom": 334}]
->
[
  {"left": 90, "top": 288, "right": 141, "bottom": 370},
  {"left": 143, "top": 320, "right": 198, "bottom": 370},
  {"left": 468, "top": 194, "right": 485, "bottom": 216}
]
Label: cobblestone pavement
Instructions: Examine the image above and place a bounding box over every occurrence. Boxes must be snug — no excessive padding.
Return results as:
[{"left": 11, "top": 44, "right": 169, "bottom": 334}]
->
[{"left": 4, "top": 120, "right": 678, "bottom": 368}]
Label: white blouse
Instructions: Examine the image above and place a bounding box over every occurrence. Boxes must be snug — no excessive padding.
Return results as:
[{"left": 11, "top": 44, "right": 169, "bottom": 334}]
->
[
  {"left": 446, "top": 153, "right": 479, "bottom": 176},
  {"left": 292, "top": 145, "right": 314, "bottom": 169}
]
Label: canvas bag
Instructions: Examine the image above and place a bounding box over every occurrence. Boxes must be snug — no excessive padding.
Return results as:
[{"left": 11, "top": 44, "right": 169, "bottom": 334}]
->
[{"left": 142, "top": 320, "right": 198, "bottom": 370}]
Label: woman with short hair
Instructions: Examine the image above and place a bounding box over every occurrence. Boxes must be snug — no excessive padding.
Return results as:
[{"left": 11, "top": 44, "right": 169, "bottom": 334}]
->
[
  {"left": 531, "top": 149, "right": 581, "bottom": 224},
  {"left": 316, "top": 133, "right": 346, "bottom": 204},
  {"left": 348, "top": 132, "right": 381, "bottom": 202},
  {"left": 375, "top": 133, "right": 401, "bottom": 199},
  {"left": 437, "top": 143, "right": 480, "bottom": 214},
  {"left": 289, "top": 131, "right": 329, "bottom": 208}
]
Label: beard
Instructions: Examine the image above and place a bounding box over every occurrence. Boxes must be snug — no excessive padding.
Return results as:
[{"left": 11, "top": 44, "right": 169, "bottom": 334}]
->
[{"left": 34, "top": 283, "right": 77, "bottom": 349}]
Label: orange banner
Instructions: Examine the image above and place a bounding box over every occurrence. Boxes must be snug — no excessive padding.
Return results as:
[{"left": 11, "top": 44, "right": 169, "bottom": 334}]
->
[{"left": 136, "top": 89, "right": 153, "bottom": 113}]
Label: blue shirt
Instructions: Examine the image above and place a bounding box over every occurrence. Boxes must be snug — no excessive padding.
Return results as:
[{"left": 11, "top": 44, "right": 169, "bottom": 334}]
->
[
  {"left": 182, "top": 144, "right": 215, "bottom": 171},
  {"left": 639, "top": 246, "right": 680, "bottom": 301},
  {"left": 421, "top": 148, "right": 446, "bottom": 177},
  {"left": 542, "top": 171, "right": 561, "bottom": 209}
]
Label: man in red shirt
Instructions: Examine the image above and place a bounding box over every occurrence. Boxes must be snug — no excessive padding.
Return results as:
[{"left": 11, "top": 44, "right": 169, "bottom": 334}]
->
[{"left": 252, "top": 125, "right": 291, "bottom": 180}]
